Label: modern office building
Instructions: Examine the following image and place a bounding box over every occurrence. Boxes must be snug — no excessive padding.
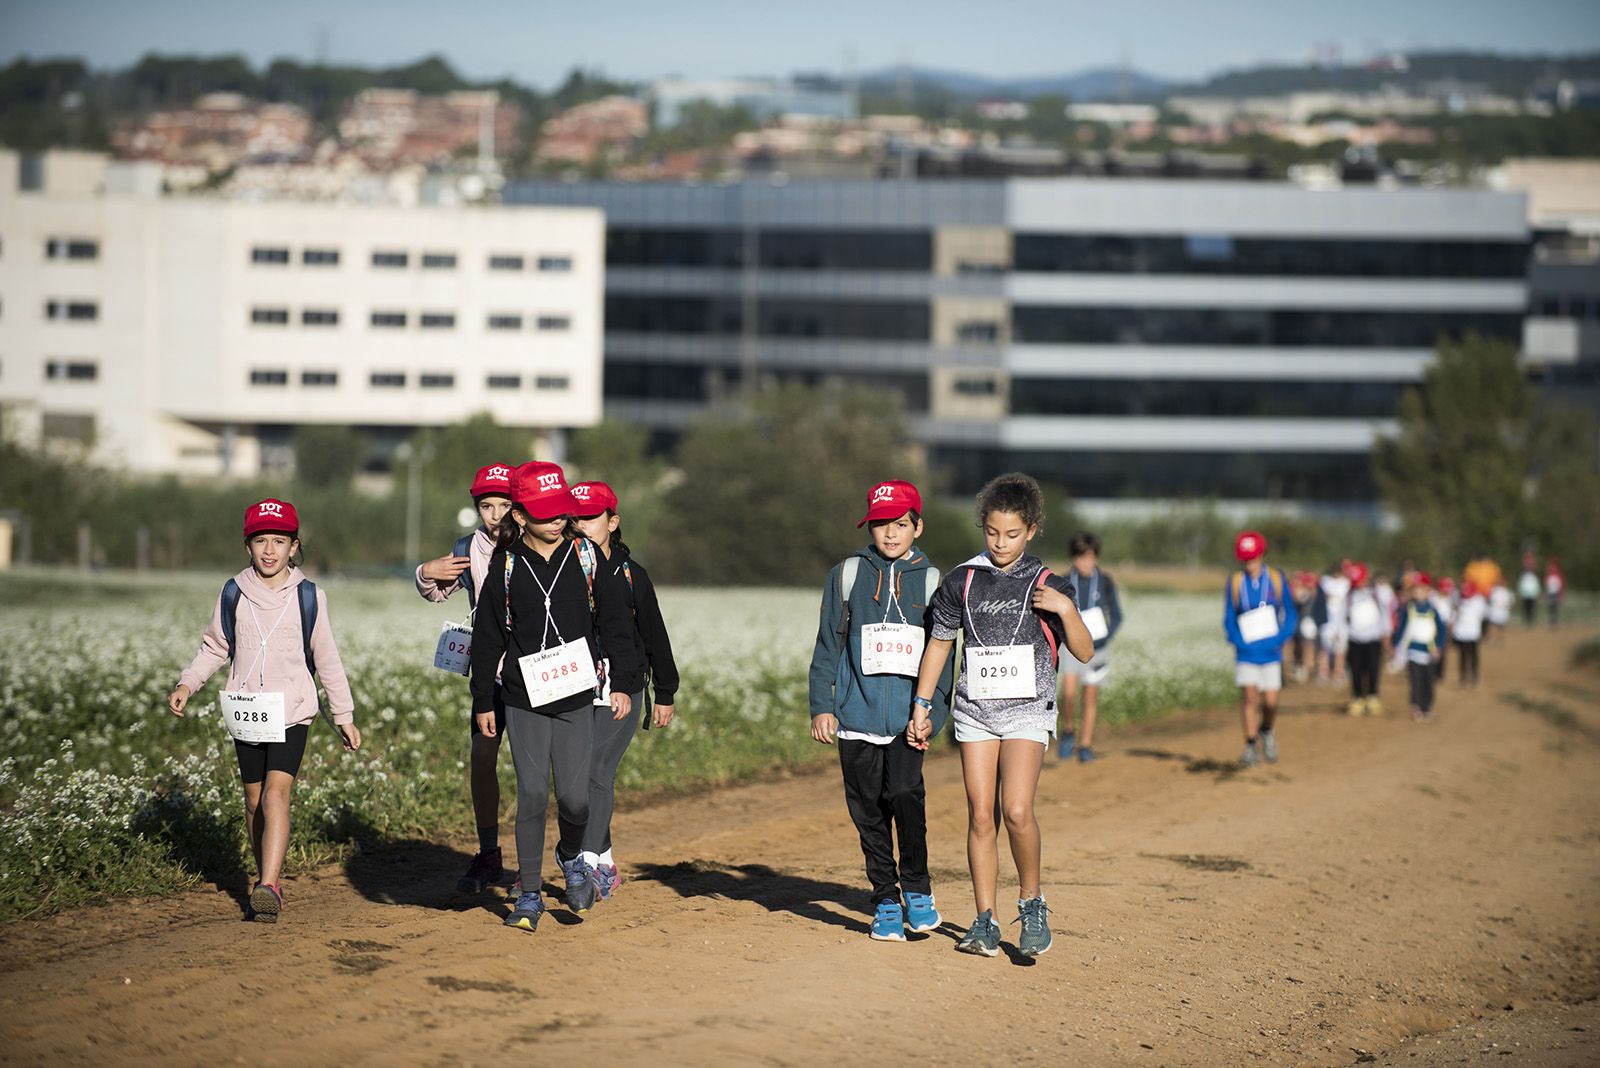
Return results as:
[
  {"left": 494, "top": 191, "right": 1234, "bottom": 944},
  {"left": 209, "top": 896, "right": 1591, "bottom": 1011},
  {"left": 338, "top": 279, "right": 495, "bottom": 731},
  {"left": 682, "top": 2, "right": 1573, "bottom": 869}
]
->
[
  {"left": 0, "top": 150, "right": 604, "bottom": 476},
  {"left": 503, "top": 177, "right": 1529, "bottom": 509}
]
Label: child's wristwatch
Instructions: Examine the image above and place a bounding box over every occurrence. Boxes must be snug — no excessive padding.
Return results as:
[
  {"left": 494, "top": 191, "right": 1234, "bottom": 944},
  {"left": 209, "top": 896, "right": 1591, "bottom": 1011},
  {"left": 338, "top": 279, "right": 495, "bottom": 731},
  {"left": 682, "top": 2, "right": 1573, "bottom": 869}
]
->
[{"left": 912, "top": 696, "right": 933, "bottom": 711}]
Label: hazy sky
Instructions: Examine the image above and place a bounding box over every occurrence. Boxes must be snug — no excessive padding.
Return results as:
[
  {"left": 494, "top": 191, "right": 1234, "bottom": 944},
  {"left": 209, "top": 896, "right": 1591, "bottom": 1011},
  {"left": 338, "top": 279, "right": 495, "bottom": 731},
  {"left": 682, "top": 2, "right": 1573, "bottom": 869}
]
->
[{"left": 4, "top": 0, "right": 1599, "bottom": 86}]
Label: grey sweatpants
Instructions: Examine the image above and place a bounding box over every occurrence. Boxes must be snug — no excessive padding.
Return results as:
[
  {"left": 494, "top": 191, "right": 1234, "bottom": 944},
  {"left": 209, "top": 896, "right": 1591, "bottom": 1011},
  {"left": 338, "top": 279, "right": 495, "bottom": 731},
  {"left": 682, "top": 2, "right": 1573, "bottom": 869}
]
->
[
  {"left": 583, "top": 690, "right": 644, "bottom": 855},
  {"left": 504, "top": 701, "right": 591, "bottom": 881}
]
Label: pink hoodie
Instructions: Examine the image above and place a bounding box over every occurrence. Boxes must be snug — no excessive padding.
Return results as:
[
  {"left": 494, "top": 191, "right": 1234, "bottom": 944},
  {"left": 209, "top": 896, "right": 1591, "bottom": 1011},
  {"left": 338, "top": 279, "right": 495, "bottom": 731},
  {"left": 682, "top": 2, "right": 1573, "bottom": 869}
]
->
[{"left": 179, "top": 566, "right": 356, "bottom": 727}]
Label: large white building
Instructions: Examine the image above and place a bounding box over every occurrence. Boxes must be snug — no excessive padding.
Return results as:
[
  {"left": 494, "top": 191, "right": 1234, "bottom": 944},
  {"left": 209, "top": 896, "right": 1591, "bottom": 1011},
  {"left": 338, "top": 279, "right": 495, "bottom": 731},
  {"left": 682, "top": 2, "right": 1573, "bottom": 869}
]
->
[{"left": 0, "top": 150, "right": 604, "bottom": 477}]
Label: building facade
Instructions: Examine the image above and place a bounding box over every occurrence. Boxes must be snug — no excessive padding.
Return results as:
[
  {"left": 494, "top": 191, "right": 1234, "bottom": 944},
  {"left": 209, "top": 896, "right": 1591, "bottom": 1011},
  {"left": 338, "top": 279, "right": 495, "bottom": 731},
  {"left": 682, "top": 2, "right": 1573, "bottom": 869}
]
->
[
  {"left": 0, "top": 150, "right": 604, "bottom": 476},
  {"left": 503, "top": 177, "right": 1529, "bottom": 509}
]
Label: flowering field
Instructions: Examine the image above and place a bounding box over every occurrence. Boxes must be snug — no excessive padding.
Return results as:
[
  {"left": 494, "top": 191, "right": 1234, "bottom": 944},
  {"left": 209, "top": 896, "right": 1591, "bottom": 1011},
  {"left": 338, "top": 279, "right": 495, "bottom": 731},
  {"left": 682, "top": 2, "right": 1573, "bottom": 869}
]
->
[{"left": 0, "top": 570, "right": 1231, "bottom": 923}]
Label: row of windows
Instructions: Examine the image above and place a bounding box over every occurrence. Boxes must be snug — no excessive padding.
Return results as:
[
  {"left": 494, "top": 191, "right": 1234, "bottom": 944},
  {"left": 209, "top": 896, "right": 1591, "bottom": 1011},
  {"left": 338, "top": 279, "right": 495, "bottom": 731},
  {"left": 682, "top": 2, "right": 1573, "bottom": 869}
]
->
[
  {"left": 251, "top": 246, "right": 574, "bottom": 272},
  {"left": 250, "top": 308, "right": 572, "bottom": 332},
  {"left": 45, "top": 300, "right": 98, "bottom": 321},
  {"left": 1532, "top": 295, "right": 1600, "bottom": 321},
  {"left": 248, "top": 369, "right": 570, "bottom": 390},
  {"left": 606, "top": 297, "right": 931, "bottom": 341},
  {"left": 606, "top": 228, "right": 933, "bottom": 271},
  {"left": 46, "top": 238, "right": 99, "bottom": 261},
  {"left": 1011, "top": 234, "right": 1530, "bottom": 279},
  {"left": 602, "top": 359, "right": 933, "bottom": 411},
  {"left": 1011, "top": 306, "right": 1523, "bottom": 347},
  {"left": 1009, "top": 377, "right": 1410, "bottom": 418}
]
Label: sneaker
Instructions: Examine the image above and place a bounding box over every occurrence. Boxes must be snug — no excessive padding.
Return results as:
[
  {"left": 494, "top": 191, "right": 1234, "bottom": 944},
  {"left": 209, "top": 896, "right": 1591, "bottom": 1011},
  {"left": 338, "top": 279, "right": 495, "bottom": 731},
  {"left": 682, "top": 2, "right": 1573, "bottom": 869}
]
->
[
  {"left": 1346, "top": 699, "right": 1365, "bottom": 717},
  {"left": 594, "top": 863, "right": 623, "bottom": 901},
  {"left": 1238, "top": 740, "right": 1260, "bottom": 768},
  {"left": 503, "top": 891, "right": 544, "bottom": 932},
  {"left": 1057, "top": 732, "right": 1076, "bottom": 760},
  {"left": 556, "top": 849, "right": 598, "bottom": 914},
  {"left": 905, "top": 892, "right": 941, "bottom": 934},
  {"left": 1366, "top": 698, "right": 1387, "bottom": 717},
  {"left": 249, "top": 882, "right": 282, "bottom": 924},
  {"left": 1077, "top": 745, "right": 1097, "bottom": 764},
  {"left": 870, "top": 901, "right": 906, "bottom": 942},
  {"left": 1015, "top": 896, "right": 1052, "bottom": 958},
  {"left": 954, "top": 910, "right": 1001, "bottom": 957},
  {"left": 1259, "top": 729, "right": 1278, "bottom": 764},
  {"left": 456, "top": 847, "right": 504, "bottom": 894}
]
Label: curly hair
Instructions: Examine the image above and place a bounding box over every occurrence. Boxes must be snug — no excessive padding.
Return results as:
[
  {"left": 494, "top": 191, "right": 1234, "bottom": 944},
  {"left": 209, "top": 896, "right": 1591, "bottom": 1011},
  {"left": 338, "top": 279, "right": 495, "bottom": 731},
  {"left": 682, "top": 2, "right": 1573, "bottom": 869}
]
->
[{"left": 975, "top": 472, "right": 1046, "bottom": 531}]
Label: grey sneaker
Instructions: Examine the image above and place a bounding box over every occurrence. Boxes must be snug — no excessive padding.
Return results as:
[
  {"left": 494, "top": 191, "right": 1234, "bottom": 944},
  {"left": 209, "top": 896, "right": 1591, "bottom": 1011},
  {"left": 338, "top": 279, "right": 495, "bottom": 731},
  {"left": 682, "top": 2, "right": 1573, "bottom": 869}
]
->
[
  {"left": 1015, "top": 896, "right": 1052, "bottom": 957},
  {"left": 955, "top": 910, "right": 1001, "bottom": 957},
  {"left": 556, "top": 849, "right": 598, "bottom": 914},
  {"left": 1260, "top": 729, "right": 1279, "bottom": 764},
  {"left": 503, "top": 891, "right": 544, "bottom": 932},
  {"left": 1239, "top": 740, "right": 1260, "bottom": 768}
]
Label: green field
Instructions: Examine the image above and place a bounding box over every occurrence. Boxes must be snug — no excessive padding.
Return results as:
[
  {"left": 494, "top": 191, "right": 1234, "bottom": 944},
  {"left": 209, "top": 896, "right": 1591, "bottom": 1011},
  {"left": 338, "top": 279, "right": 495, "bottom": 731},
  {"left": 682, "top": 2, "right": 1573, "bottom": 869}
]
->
[{"left": 0, "top": 568, "right": 1237, "bottom": 923}]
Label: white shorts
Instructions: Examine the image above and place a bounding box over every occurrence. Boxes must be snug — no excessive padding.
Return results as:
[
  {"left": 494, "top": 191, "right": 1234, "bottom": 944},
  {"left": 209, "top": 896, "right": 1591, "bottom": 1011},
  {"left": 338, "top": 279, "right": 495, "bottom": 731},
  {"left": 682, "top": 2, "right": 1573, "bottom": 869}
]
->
[
  {"left": 1234, "top": 661, "right": 1283, "bottom": 692},
  {"left": 953, "top": 719, "right": 1053, "bottom": 746},
  {"left": 1065, "top": 651, "right": 1111, "bottom": 686},
  {"left": 1319, "top": 623, "right": 1348, "bottom": 654}
]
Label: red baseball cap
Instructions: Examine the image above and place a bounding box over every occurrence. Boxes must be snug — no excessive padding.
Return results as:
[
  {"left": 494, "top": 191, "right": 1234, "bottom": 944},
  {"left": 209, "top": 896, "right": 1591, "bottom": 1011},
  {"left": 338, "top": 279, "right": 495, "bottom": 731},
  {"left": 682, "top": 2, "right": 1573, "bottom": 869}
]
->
[
  {"left": 1414, "top": 571, "right": 1433, "bottom": 589},
  {"left": 470, "top": 462, "right": 513, "bottom": 499},
  {"left": 244, "top": 498, "right": 299, "bottom": 538},
  {"left": 1234, "top": 530, "right": 1266, "bottom": 562},
  {"left": 510, "top": 461, "right": 578, "bottom": 521},
  {"left": 857, "top": 480, "right": 922, "bottom": 528},
  {"left": 1438, "top": 576, "right": 1455, "bottom": 593},
  {"left": 1346, "top": 562, "right": 1370, "bottom": 587},
  {"left": 1461, "top": 580, "right": 1479, "bottom": 597},
  {"left": 570, "top": 480, "right": 619, "bottom": 517}
]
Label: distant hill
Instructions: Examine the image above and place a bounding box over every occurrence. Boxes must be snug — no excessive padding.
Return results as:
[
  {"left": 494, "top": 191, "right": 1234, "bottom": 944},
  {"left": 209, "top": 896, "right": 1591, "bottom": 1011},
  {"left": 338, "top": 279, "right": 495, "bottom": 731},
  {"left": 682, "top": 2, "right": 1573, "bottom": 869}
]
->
[
  {"left": 1171, "top": 50, "right": 1600, "bottom": 98},
  {"left": 858, "top": 65, "right": 1168, "bottom": 102}
]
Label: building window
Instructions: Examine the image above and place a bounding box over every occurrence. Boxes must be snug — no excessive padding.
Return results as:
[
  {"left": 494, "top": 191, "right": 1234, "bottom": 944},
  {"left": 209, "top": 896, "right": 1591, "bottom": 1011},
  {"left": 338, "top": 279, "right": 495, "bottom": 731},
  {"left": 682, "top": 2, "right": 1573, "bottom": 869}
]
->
[
  {"left": 251, "top": 246, "right": 290, "bottom": 265},
  {"left": 370, "top": 372, "right": 407, "bottom": 388},
  {"left": 420, "top": 373, "right": 455, "bottom": 389},
  {"left": 250, "top": 369, "right": 289, "bottom": 386},
  {"left": 536, "top": 314, "right": 571, "bottom": 332},
  {"left": 953, "top": 376, "right": 998, "bottom": 396},
  {"left": 46, "top": 238, "right": 99, "bottom": 261},
  {"left": 421, "top": 252, "right": 458, "bottom": 269},
  {"left": 301, "top": 370, "right": 338, "bottom": 387},
  {"left": 301, "top": 308, "right": 340, "bottom": 326},
  {"left": 536, "top": 375, "right": 570, "bottom": 391},
  {"left": 420, "top": 312, "right": 456, "bottom": 329},
  {"left": 537, "top": 255, "right": 573, "bottom": 272},
  {"left": 489, "top": 254, "right": 524, "bottom": 271},
  {"left": 487, "top": 313, "right": 523, "bottom": 331},
  {"left": 45, "top": 360, "right": 98, "bottom": 382},
  {"left": 370, "top": 311, "right": 408, "bottom": 328},
  {"left": 251, "top": 307, "right": 290, "bottom": 326},
  {"left": 302, "top": 248, "right": 340, "bottom": 266},
  {"left": 956, "top": 321, "right": 1001, "bottom": 344},
  {"left": 41, "top": 412, "right": 95, "bottom": 442},
  {"left": 487, "top": 374, "right": 522, "bottom": 390},
  {"left": 372, "top": 250, "right": 409, "bottom": 268},
  {"left": 46, "top": 300, "right": 99, "bottom": 321}
]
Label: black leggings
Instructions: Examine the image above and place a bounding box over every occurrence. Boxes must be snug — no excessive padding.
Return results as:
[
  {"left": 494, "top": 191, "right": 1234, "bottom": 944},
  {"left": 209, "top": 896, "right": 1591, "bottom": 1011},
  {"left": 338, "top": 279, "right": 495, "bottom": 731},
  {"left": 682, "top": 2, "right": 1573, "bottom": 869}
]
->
[
  {"left": 1348, "top": 641, "right": 1382, "bottom": 698},
  {"left": 1456, "top": 640, "right": 1480, "bottom": 684},
  {"left": 1407, "top": 662, "right": 1436, "bottom": 714},
  {"left": 235, "top": 723, "right": 309, "bottom": 783}
]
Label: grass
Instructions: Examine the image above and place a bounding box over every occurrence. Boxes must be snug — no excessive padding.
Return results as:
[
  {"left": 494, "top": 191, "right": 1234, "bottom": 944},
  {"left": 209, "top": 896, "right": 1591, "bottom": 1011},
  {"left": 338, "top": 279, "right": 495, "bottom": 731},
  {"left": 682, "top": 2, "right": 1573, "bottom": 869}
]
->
[{"left": 0, "top": 568, "right": 1234, "bottom": 924}]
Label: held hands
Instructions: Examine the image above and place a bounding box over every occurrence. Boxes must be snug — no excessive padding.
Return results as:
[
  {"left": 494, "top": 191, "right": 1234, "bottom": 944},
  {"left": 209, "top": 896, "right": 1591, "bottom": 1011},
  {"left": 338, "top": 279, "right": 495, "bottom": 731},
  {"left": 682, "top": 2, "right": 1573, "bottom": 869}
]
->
[
  {"left": 652, "top": 702, "right": 676, "bottom": 729},
  {"left": 907, "top": 708, "right": 933, "bottom": 751},
  {"left": 168, "top": 684, "right": 192, "bottom": 716},
  {"left": 810, "top": 713, "right": 838, "bottom": 745},
  {"left": 610, "top": 692, "right": 632, "bottom": 721},
  {"left": 421, "top": 554, "right": 471, "bottom": 583}
]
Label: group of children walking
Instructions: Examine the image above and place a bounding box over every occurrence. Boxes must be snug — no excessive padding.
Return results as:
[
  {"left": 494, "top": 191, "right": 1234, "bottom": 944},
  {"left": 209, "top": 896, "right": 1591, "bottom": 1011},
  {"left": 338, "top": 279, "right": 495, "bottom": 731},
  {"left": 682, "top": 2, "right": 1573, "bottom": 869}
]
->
[{"left": 168, "top": 460, "right": 678, "bottom": 929}]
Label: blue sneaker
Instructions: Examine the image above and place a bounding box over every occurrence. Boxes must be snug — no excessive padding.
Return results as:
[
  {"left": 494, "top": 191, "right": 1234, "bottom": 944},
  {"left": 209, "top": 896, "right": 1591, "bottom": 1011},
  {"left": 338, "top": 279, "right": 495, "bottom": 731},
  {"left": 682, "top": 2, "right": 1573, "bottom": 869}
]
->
[
  {"left": 504, "top": 891, "right": 544, "bottom": 932},
  {"left": 1057, "top": 732, "right": 1077, "bottom": 760},
  {"left": 555, "top": 848, "right": 598, "bottom": 914},
  {"left": 594, "top": 863, "right": 622, "bottom": 900},
  {"left": 905, "top": 892, "right": 941, "bottom": 934},
  {"left": 955, "top": 910, "right": 1001, "bottom": 957},
  {"left": 1077, "top": 745, "right": 1096, "bottom": 764},
  {"left": 870, "top": 900, "right": 906, "bottom": 941},
  {"left": 1015, "top": 896, "right": 1052, "bottom": 957}
]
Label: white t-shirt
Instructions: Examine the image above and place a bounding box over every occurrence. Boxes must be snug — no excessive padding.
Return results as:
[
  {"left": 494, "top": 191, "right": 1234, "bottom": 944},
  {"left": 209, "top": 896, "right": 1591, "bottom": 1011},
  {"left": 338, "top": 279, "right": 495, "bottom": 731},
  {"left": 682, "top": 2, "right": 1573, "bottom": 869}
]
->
[
  {"left": 1488, "top": 585, "right": 1513, "bottom": 623},
  {"left": 1453, "top": 595, "right": 1486, "bottom": 642},
  {"left": 1518, "top": 571, "right": 1541, "bottom": 599},
  {"left": 1546, "top": 573, "right": 1564, "bottom": 597},
  {"left": 1321, "top": 574, "right": 1351, "bottom": 627}
]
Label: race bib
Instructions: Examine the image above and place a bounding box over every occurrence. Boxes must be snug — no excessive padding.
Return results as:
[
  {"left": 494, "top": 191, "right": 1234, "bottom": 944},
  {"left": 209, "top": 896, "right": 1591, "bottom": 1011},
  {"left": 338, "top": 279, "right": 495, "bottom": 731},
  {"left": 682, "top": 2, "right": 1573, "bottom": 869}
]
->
[
  {"left": 221, "top": 690, "right": 286, "bottom": 744},
  {"left": 518, "top": 639, "right": 598, "bottom": 707},
  {"left": 1237, "top": 604, "right": 1279, "bottom": 644},
  {"left": 861, "top": 623, "right": 924, "bottom": 677},
  {"left": 1349, "top": 599, "right": 1381, "bottom": 633},
  {"left": 1298, "top": 617, "right": 1317, "bottom": 640},
  {"left": 433, "top": 621, "right": 473, "bottom": 676},
  {"left": 1407, "top": 615, "right": 1437, "bottom": 645},
  {"left": 966, "top": 644, "right": 1036, "bottom": 701},
  {"left": 1080, "top": 606, "right": 1109, "bottom": 642}
]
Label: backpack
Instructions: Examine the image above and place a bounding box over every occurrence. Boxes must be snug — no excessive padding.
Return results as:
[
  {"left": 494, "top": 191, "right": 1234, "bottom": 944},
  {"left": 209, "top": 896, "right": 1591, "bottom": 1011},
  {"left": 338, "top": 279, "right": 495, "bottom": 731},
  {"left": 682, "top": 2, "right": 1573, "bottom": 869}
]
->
[
  {"left": 221, "top": 578, "right": 319, "bottom": 680},
  {"left": 1230, "top": 568, "right": 1286, "bottom": 615},
  {"left": 962, "top": 566, "right": 1061, "bottom": 668},
  {"left": 835, "top": 557, "right": 940, "bottom": 639},
  {"left": 452, "top": 534, "right": 476, "bottom": 609}
]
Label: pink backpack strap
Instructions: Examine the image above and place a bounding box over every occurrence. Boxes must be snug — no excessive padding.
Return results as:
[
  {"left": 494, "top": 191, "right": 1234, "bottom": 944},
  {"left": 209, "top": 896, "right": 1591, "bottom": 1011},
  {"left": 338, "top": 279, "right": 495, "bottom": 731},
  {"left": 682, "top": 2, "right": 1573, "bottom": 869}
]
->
[{"left": 1036, "top": 568, "right": 1059, "bottom": 666}]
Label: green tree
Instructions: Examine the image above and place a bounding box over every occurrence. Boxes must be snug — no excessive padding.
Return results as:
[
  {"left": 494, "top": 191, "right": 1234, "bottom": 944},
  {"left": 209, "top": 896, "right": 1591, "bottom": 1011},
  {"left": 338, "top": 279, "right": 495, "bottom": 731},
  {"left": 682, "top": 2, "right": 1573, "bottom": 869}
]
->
[
  {"left": 292, "top": 424, "right": 366, "bottom": 490},
  {"left": 415, "top": 413, "right": 535, "bottom": 492}
]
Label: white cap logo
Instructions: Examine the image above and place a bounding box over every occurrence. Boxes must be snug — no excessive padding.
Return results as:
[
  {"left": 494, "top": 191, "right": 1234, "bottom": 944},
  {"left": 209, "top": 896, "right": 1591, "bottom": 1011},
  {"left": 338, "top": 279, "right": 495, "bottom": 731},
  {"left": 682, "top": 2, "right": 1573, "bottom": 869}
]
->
[
  {"left": 871, "top": 484, "right": 896, "bottom": 505},
  {"left": 486, "top": 465, "right": 510, "bottom": 481},
  {"left": 572, "top": 485, "right": 591, "bottom": 500},
  {"left": 537, "top": 472, "right": 563, "bottom": 492},
  {"left": 259, "top": 501, "right": 284, "bottom": 518}
]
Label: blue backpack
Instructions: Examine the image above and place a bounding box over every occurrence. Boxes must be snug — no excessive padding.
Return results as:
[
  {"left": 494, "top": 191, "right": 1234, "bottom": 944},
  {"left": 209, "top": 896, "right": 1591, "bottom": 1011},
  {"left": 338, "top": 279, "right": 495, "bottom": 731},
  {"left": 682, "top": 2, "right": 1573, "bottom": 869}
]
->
[
  {"left": 453, "top": 534, "right": 476, "bottom": 609},
  {"left": 220, "top": 578, "right": 320, "bottom": 681}
]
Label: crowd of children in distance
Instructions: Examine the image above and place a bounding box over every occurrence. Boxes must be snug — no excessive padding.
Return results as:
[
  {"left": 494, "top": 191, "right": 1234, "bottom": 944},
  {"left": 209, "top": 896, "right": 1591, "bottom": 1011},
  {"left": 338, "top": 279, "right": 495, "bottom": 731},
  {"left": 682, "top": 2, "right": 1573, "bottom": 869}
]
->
[{"left": 164, "top": 465, "right": 1552, "bottom": 956}]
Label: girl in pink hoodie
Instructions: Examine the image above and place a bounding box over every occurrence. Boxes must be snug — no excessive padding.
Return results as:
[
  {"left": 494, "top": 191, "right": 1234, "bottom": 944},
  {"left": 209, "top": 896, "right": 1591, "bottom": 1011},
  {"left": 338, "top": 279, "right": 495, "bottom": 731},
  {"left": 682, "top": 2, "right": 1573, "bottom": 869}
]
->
[{"left": 167, "top": 499, "right": 360, "bottom": 922}]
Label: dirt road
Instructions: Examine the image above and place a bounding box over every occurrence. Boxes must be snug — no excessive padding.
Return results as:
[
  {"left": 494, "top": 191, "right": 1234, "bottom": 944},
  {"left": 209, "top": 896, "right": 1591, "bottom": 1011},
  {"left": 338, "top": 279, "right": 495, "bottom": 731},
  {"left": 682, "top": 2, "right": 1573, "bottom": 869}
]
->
[{"left": 3, "top": 628, "right": 1598, "bottom": 1067}]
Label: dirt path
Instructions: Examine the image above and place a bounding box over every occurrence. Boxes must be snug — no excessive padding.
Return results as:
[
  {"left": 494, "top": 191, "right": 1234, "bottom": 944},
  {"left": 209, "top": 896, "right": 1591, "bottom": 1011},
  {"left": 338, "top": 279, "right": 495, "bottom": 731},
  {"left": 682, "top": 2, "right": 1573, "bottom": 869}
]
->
[{"left": 3, "top": 628, "right": 1599, "bottom": 1068}]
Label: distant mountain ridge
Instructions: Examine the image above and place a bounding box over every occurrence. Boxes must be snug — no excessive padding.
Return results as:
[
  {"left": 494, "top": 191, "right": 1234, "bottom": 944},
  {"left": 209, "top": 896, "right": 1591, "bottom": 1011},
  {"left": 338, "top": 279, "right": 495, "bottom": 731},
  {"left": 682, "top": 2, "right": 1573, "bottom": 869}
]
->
[{"left": 858, "top": 65, "right": 1169, "bottom": 102}]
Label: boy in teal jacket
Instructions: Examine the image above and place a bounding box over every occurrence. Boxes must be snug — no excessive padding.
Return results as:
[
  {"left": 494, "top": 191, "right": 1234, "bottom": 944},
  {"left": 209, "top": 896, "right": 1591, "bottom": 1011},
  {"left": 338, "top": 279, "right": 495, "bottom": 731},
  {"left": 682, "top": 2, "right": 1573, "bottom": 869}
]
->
[{"left": 809, "top": 480, "right": 954, "bottom": 943}]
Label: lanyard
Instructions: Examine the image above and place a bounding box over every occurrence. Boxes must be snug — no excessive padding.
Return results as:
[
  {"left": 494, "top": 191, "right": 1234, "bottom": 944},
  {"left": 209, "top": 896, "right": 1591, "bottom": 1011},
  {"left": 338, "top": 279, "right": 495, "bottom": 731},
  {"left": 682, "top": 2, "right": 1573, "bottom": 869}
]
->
[
  {"left": 882, "top": 560, "right": 909, "bottom": 624},
  {"left": 1077, "top": 568, "right": 1099, "bottom": 609},
  {"left": 1243, "top": 571, "right": 1268, "bottom": 610},
  {"left": 243, "top": 600, "right": 292, "bottom": 687},
  {"left": 519, "top": 541, "right": 573, "bottom": 651},
  {"left": 964, "top": 565, "right": 1034, "bottom": 648}
]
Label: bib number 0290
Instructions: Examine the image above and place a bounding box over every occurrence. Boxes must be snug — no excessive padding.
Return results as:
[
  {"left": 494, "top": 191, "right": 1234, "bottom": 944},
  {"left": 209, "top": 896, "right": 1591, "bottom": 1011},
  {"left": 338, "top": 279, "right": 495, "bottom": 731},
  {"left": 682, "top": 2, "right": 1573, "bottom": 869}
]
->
[{"left": 966, "top": 645, "right": 1037, "bottom": 701}]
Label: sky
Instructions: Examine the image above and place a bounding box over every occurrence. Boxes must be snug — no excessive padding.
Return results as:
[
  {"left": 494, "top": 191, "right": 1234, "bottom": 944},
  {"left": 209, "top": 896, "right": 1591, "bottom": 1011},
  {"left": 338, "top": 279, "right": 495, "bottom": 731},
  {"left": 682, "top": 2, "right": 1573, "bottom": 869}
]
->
[{"left": 3, "top": 0, "right": 1599, "bottom": 88}]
